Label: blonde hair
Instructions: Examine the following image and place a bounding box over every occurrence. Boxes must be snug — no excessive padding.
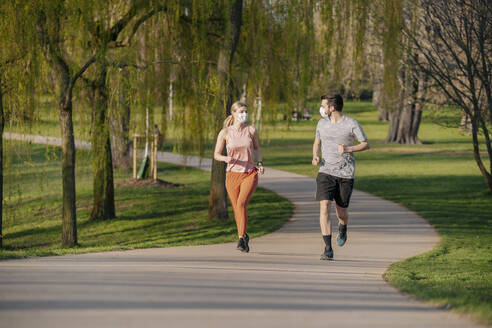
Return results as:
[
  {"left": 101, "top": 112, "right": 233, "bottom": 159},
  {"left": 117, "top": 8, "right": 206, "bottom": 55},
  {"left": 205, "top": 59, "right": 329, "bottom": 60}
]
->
[{"left": 223, "top": 101, "right": 248, "bottom": 127}]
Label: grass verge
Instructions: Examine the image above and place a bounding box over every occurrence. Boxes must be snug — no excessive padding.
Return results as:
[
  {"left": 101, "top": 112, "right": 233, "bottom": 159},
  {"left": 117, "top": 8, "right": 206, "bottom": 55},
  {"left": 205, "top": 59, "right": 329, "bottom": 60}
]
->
[{"left": 1, "top": 143, "right": 292, "bottom": 259}]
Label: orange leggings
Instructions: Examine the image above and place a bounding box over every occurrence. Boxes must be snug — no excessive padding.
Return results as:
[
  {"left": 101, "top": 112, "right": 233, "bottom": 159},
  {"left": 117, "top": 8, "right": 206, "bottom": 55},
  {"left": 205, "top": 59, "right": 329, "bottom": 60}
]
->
[{"left": 225, "top": 170, "right": 258, "bottom": 237}]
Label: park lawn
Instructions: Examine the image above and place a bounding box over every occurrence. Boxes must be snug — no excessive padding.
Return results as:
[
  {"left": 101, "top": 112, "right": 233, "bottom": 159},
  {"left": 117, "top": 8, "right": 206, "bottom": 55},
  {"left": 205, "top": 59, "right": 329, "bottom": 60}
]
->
[
  {"left": 0, "top": 142, "right": 292, "bottom": 259},
  {"left": 5, "top": 100, "right": 492, "bottom": 323}
]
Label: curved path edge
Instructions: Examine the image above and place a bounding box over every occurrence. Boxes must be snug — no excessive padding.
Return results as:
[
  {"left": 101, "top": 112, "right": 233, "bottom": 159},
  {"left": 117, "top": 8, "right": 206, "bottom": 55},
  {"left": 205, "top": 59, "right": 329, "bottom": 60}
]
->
[{"left": 0, "top": 132, "right": 483, "bottom": 328}]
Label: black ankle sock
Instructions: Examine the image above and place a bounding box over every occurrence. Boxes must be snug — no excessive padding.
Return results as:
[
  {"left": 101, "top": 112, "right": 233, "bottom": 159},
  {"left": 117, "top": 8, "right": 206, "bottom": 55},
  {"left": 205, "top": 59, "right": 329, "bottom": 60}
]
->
[
  {"left": 339, "top": 224, "right": 347, "bottom": 234},
  {"left": 322, "top": 235, "right": 332, "bottom": 250}
]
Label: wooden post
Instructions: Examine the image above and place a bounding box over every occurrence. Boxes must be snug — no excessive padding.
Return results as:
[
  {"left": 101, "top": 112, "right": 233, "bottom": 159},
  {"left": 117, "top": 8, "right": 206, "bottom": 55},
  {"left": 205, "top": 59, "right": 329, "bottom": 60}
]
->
[
  {"left": 133, "top": 136, "right": 137, "bottom": 179},
  {"left": 153, "top": 134, "right": 158, "bottom": 179},
  {"left": 149, "top": 137, "right": 153, "bottom": 179}
]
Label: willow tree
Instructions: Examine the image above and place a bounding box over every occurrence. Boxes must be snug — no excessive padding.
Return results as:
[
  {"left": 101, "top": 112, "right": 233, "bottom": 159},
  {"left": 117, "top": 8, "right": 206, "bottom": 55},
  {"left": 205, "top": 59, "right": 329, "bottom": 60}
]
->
[
  {"left": 0, "top": 2, "right": 16, "bottom": 248},
  {"left": 239, "top": 0, "right": 294, "bottom": 124},
  {"left": 315, "top": 1, "right": 372, "bottom": 98},
  {"left": 367, "top": 1, "right": 386, "bottom": 118},
  {"left": 78, "top": 1, "right": 168, "bottom": 220},
  {"left": 0, "top": 3, "right": 17, "bottom": 248},
  {"left": 281, "top": 1, "right": 316, "bottom": 122},
  {"left": 0, "top": 1, "right": 43, "bottom": 248},
  {"left": 209, "top": 0, "right": 243, "bottom": 220},
  {"left": 0, "top": 66, "right": 3, "bottom": 248},
  {"left": 237, "top": 0, "right": 268, "bottom": 124},
  {"left": 351, "top": 0, "right": 369, "bottom": 98},
  {"left": 34, "top": 1, "right": 96, "bottom": 246}
]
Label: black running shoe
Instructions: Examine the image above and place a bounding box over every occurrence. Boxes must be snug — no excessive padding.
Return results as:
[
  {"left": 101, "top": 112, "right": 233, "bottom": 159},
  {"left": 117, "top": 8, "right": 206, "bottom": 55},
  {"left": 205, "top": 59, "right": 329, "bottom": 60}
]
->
[
  {"left": 337, "top": 223, "right": 347, "bottom": 247},
  {"left": 320, "top": 247, "right": 334, "bottom": 260},
  {"left": 237, "top": 237, "right": 246, "bottom": 252},
  {"left": 243, "top": 234, "right": 250, "bottom": 253}
]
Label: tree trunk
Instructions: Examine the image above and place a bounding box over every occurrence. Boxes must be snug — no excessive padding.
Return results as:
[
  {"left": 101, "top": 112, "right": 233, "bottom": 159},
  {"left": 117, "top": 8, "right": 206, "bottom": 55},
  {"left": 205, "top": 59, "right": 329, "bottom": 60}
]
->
[
  {"left": 409, "top": 70, "right": 426, "bottom": 144},
  {"left": 110, "top": 69, "right": 132, "bottom": 169},
  {"left": 208, "top": 0, "right": 243, "bottom": 220},
  {"left": 471, "top": 115, "right": 492, "bottom": 192},
  {"left": 209, "top": 50, "right": 231, "bottom": 221},
  {"left": 0, "top": 74, "right": 4, "bottom": 248},
  {"left": 90, "top": 62, "right": 115, "bottom": 220},
  {"left": 460, "top": 111, "right": 472, "bottom": 134},
  {"left": 385, "top": 108, "right": 400, "bottom": 143},
  {"left": 255, "top": 88, "right": 262, "bottom": 131},
  {"left": 209, "top": 155, "right": 228, "bottom": 219},
  {"left": 409, "top": 103, "right": 423, "bottom": 144},
  {"left": 59, "top": 98, "right": 78, "bottom": 245},
  {"left": 36, "top": 10, "right": 81, "bottom": 246},
  {"left": 373, "top": 81, "right": 389, "bottom": 121},
  {"left": 160, "top": 102, "right": 167, "bottom": 145},
  {"left": 395, "top": 65, "right": 414, "bottom": 144},
  {"left": 386, "top": 64, "right": 425, "bottom": 144}
]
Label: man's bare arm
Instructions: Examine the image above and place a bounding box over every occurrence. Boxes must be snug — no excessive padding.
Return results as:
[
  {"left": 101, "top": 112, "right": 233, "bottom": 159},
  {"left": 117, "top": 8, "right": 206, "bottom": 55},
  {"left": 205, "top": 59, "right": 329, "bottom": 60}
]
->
[
  {"left": 312, "top": 138, "right": 321, "bottom": 165},
  {"left": 339, "top": 140, "right": 370, "bottom": 154}
]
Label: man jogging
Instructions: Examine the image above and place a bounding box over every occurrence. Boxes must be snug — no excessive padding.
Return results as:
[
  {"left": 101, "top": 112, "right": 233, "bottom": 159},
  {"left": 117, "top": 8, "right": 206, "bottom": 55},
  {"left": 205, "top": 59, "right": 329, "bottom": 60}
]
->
[{"left": 312, "top": 93, "right": 370, "bottom": 260}]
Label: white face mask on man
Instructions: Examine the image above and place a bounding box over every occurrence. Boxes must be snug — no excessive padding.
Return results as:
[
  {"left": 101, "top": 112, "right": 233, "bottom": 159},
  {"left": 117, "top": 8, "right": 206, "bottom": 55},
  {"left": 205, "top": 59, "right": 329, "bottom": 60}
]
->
[
  {"left": 319, "top": 106, "right": 329, "bottom": 118},
  {"left": 237, "top": 112, "right": 248, "bottom": 123}
]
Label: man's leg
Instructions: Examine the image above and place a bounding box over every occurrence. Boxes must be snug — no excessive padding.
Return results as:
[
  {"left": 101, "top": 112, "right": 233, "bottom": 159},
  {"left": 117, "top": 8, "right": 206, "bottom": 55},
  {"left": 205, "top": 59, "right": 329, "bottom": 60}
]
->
[
  {"left": 319, "top": 200, "right": 331, "bottom": 235},
  {"left": 334, "top": 178, "right": 353, "bottom": 247},
  {"left": 335, "top": 205, "right": 349, "bottom": 247},
  {"left": 335, "top": 205, "right": 348, "bottom": 226},
  {"left": 320, "top": 200, "right": 333, "bottom": 260}
]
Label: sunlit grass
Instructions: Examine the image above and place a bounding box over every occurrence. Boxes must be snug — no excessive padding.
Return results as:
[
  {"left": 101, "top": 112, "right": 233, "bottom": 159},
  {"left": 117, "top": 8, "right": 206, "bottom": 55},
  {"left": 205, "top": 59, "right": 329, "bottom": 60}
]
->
[{"left": 1, "top": 143, "right": 292, "bottom": 259}]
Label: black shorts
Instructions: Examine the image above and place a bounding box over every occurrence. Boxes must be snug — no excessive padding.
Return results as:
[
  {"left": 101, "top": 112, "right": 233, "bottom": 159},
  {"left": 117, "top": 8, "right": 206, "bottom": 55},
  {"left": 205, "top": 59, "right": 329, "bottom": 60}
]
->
[{"left": 316, "top": 173, "right": 354, "bottom": 208}]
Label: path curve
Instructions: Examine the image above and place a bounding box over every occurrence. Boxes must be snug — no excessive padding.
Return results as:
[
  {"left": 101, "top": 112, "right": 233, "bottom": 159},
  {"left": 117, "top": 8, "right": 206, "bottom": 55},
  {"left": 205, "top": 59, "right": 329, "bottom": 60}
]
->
[{"left": 0, "top": 133, "right": 483, "bottom": 327}]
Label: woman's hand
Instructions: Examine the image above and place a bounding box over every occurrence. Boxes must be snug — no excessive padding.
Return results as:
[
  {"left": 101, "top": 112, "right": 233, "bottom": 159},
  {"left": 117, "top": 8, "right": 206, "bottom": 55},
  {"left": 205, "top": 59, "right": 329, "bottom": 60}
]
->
[
  {"left": 223, "top": 156, "right": 232, "bottom": 163},
  {"left": 258, "top": 165, "right": 264, "bottom": 175}
]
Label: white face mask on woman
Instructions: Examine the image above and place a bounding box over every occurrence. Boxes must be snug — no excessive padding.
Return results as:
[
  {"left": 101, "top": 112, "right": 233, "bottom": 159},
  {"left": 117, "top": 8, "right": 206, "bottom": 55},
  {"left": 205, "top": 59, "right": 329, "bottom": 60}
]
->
[
  {"left": 319, "top": 106, "right": 329, "bottom": 118},
  {"left": 237, "top": 112, "right": 248, "bottom": 123}
]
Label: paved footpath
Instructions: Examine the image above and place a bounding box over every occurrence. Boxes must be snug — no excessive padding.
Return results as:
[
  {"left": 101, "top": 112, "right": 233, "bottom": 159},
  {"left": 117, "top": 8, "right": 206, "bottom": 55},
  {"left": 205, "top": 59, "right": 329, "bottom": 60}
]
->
[{"left": 0, "top": 133, "right": 484, "bottom": 327}]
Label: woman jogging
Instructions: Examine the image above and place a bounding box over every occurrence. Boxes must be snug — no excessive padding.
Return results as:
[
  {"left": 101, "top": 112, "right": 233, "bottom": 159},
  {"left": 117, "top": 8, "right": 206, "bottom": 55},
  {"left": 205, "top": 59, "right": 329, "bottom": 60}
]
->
[{"left": 213, "top": 101, "right": 264, "bottom": 253}]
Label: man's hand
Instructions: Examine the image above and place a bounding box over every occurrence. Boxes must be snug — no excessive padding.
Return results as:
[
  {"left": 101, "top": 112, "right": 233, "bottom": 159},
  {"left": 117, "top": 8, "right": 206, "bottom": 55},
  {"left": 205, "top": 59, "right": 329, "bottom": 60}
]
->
[
  {"left": 338, "top": 144, "right": 350, "bottom": 154},
  {"left": 312, "top": 156, "right": 320, "bottom": 165}
]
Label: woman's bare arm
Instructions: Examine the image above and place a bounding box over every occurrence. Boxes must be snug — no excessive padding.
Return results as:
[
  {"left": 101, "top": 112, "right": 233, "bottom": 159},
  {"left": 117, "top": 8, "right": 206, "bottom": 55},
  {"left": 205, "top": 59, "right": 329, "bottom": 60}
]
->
[
  {"left": 213, "top": 129, "right": 231, "bottom": 163},
  {"left": 250, "top": 126, "right": 264, "bottom": 174}
]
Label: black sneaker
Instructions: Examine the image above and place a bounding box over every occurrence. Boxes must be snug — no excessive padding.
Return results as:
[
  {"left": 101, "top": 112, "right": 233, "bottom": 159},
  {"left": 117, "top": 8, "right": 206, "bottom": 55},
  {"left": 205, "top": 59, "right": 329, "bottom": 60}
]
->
[
  {"left": 237, "top": 237, "right": 246, "bottom": 252},
  {"left": 337, "top": 224, "right": 347, "bottom": 247},
  {"left": 243, "top": 234, "right": 250, "bottom": 253},
  {"left": 320, "top": 247, "right": 334, "bottom": 260}
]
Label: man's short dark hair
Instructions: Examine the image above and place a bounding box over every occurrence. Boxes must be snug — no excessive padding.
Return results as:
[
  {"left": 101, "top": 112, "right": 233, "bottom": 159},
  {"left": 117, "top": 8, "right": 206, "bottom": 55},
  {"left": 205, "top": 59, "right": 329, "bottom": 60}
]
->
[{"left": 320, "top": 93, "right": 344, "bottom": 112}]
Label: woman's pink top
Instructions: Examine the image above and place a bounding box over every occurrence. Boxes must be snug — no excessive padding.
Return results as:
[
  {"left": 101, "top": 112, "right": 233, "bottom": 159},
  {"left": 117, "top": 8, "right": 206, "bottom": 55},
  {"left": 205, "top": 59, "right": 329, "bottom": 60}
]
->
[{"left": 226, "top": 125, "right": 255, "bottom": 173}]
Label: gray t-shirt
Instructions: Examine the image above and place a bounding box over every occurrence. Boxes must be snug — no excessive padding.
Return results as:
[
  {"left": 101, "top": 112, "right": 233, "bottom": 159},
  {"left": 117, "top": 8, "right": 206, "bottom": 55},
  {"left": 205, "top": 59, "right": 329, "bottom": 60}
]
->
[{"left": 315, "top": 115, "right": 367, "bottom": 179}]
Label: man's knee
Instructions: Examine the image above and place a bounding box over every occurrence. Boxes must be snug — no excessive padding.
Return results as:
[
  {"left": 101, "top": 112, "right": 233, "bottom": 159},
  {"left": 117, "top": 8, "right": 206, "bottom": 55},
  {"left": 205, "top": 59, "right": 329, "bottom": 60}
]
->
[
  {"left": 320, "top": 200, "right": 330, "bottom": 214},
  {"left": 335, "top": 205, "right": 348, "bottom": 219}
]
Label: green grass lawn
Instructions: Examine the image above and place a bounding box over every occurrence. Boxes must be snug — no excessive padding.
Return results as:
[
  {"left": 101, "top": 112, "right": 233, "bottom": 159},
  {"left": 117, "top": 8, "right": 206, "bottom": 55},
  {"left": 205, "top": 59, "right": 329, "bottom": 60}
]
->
[
  {"left": 1, "top": 142, "right": 292, "bottom": 259},
  {"left": 5, "top": 99, "right": 492, "bottom": 323}
]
